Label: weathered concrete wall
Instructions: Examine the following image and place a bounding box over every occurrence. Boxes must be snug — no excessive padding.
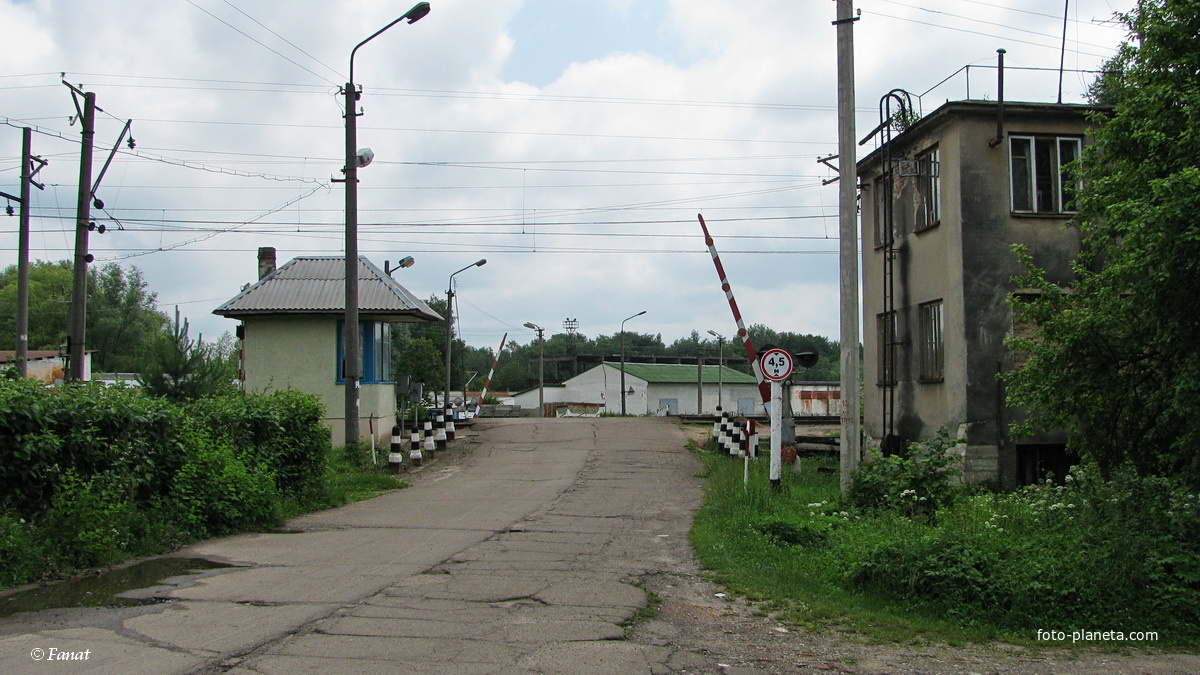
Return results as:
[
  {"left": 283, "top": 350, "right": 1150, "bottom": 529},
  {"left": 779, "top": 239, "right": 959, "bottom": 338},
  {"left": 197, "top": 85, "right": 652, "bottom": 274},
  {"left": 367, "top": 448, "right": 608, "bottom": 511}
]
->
[{"left": 859, "top": 101, "right": 1096, "bottom": 486}]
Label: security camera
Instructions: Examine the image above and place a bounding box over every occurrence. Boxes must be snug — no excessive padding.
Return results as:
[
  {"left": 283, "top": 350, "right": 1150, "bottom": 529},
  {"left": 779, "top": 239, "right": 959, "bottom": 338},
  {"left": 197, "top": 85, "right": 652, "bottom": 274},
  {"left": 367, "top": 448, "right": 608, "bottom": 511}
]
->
[{"left": 356, "top": 148, "right": 374, "bottom": 168}]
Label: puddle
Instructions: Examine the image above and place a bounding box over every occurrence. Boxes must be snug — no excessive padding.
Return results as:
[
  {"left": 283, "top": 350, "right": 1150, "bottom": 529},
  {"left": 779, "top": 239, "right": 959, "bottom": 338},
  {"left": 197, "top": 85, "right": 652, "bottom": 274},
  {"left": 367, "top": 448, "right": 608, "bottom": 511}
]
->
[{"left": 0, "top": 557, "right": 232, "bottom": 619}]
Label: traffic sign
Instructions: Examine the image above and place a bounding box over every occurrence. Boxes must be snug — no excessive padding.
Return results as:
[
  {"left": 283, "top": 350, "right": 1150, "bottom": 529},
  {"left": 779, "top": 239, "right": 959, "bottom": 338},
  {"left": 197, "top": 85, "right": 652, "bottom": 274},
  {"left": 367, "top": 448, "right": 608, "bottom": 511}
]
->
[{"left": 760, "top": 348, "right": 794, "bottom": 382}]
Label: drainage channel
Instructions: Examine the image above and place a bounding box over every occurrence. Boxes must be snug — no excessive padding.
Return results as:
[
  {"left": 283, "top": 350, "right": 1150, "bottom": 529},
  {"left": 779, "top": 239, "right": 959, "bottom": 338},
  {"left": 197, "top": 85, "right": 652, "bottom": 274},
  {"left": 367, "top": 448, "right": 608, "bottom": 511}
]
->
[{"left": 0, "top": 557, "right": 233, "bottom": 619}]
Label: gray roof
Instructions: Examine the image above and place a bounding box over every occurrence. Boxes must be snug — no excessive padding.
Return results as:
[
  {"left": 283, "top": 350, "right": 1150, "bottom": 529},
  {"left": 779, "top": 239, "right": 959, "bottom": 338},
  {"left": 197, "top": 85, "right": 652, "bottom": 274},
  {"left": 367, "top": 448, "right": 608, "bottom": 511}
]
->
[{"left": 213, "top": 256, "right": 442, "bottom": 322}]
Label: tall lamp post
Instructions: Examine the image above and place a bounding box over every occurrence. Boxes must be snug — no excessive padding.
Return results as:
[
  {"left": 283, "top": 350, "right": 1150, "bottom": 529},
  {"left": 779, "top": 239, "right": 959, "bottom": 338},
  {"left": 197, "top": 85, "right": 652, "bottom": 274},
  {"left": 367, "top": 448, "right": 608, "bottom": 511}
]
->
[
  {"left": 342, "top": 2, "right": 431, "bottom": 449},
  {"left": 619, "top": 310, "right": 646, "bottom": 416},
  {"left": 524, "top": 322, "right": 545, "bottom": 417},
  {"left": 707, "top": 329, "right": 725, "bottom": 412},
  {"left": 444, "top": 259, "right": 487, "bottom": 412}
]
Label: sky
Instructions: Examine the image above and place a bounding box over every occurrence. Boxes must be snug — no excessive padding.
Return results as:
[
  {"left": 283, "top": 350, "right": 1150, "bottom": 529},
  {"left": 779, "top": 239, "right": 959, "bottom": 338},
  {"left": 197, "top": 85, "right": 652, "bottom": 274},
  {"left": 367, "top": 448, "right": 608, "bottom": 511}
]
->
[{"left": 1, "top": 0, "right": 1131, "bottom": 353}]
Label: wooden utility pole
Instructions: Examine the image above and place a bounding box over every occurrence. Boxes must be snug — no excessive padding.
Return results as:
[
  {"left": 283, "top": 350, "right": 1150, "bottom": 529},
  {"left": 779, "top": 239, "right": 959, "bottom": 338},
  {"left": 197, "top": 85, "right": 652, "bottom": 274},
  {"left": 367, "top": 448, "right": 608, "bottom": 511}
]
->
[
  {"left": 67, "top": 90, "right": 96, "bottom": 383},
  {"left": 835, "top": 0, "right": 862, "bottom": 493}
]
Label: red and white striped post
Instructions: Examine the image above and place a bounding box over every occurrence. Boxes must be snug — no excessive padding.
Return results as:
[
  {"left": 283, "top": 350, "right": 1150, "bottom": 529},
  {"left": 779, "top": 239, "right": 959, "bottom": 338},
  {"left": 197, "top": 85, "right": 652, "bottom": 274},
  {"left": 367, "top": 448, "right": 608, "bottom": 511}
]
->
[
  {"left": 697, "top": 214, "right": 770, "bottom": 411},
  {"left": 478, "top": 332, "right": 507, "bottom": 410}
]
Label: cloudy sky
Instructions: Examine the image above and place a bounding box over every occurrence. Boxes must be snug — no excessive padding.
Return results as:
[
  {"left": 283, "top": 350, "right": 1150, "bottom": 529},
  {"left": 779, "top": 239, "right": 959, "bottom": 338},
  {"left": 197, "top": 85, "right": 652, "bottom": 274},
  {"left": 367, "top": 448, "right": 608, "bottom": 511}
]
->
[{"left": 1, "top": 0, "right": 1130, "bottom": 352}]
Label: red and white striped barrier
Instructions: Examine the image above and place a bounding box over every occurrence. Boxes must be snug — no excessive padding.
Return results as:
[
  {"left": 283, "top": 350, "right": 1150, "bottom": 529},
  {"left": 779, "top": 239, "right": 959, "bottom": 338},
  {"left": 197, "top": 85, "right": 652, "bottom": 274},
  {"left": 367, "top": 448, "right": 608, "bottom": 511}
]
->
[{"left": 697, "top": 214, "right": 770, "bottom": 409}]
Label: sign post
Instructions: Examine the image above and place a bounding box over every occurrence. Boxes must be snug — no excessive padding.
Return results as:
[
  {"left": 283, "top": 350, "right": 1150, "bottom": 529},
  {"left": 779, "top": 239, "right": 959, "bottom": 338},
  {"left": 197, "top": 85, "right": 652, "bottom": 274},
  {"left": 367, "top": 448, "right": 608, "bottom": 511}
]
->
[{"left": 760, "top": 348, "right": 794, "bottom": 492}]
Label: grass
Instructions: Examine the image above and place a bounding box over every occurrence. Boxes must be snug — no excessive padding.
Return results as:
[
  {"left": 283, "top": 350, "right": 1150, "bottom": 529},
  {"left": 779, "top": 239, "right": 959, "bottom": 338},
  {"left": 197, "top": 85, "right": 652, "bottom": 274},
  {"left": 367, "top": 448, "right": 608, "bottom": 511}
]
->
[
  {"left": 688, "top": 441, "right": 1200, "bottom": 650},
  {"left": 622, "top": 583, "right": 663, "bottom": 638},
  {"left": 281, "top": 444, "right": 409, "bottom": 519}
]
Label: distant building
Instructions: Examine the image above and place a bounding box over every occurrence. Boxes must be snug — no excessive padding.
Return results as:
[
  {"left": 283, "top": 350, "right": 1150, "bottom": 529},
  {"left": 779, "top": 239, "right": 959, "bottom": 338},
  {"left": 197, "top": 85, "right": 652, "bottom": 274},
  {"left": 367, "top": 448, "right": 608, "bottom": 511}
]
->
[
  {"left": 513, "top": 362, "right": 763, "bottom": 416},
  {"left": 858, "top": 99, "right": 1106, "bottom": 486},
  {"left": 214, "top": 248, "right": 441, "bottom": 447},
  {"left": 0, "top": 350, "right": 91, "bottom": 384}
]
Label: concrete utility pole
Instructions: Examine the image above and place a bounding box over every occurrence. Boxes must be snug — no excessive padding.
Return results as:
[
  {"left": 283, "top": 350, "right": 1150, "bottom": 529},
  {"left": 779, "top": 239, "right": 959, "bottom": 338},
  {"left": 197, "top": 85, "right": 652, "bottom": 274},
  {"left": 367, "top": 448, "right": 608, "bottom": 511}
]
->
[
  {"left": 619, "top": 310, "right": 646, "bottom": 416},
  {"left": 0, "top": 129, "right": 46, "bottom": 378},
  {"left": 343, "top": 74, "right": 361, "bottom": 448},
  {"left": 67, "top": 90, "right": 96, "bottom": 383},
  {"left": 835, "top": 0, "right": 862, "bottom": 493},
  {"left": 342, "top": 2, "right": 430, "bottom": 448},
  {"left": 444, "top": 259, "right": 486, "bottom": 415},
  {"left": 523, "top": 323, "right": 545, "bottom": 416}
]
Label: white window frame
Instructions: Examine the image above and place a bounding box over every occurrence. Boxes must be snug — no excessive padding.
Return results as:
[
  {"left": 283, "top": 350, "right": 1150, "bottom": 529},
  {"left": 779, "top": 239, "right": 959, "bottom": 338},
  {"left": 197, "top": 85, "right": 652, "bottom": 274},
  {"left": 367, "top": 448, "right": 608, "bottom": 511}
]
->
[{"left": 1010, "top": 135, "right": 1082, "bottom": 214}]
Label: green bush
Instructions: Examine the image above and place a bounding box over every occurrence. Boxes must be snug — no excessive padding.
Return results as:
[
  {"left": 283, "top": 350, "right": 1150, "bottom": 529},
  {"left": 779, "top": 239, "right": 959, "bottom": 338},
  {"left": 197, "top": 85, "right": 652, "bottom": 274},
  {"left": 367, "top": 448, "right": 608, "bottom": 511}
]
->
[
  {"left": 692, "top": 445, "right": 1200, "bottom": 646},
  {"left": 190, "top": 390, "right": 329, "bottom": 499},
  {"left": 0, "top": 379, "right": 341, "bottom": 589},
  {"left": 847, "top": 427, "right": 962, "bottom": 518},
  {"left": 168, "top": 436, "right": 281, "bottom": 538},
  {"left": 0, "top": 512, "right": 50, "bottom": 587},
  {"left": 0, "top": 380, "right": 190, "bottom": 517},
  {"left": 844, "top": 465, "right": 1200, "bottom": 632}
]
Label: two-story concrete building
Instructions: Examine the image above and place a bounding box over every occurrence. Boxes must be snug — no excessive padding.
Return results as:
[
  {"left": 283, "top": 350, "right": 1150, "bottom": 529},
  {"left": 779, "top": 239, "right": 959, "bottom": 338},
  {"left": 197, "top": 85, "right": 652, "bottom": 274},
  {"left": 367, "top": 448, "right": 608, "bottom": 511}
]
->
[{"left": 858, "top": 99, "right": 1106, "bottom": 486}]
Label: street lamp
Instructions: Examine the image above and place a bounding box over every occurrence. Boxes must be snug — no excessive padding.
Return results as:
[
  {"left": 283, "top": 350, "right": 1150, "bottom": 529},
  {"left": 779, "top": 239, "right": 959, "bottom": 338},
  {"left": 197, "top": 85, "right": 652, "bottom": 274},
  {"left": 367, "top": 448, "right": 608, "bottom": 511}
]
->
[
  {"left": 444, "top": 259, "right": 487, "bottom": 413},
  {"left": 619, "top": 310, "right": 646, "bottom": 416},
  {"left": 708, "top": 329, "right": 726, "bottom": 412},
  {"left": 384, "top": 256, "right": 415, "bottom": 277},
  {"left": 524, "top": 322, "right": 545, "bottom": 417},
  {"left": 342, "top": 2, "right": 430, "bottom": 449}
]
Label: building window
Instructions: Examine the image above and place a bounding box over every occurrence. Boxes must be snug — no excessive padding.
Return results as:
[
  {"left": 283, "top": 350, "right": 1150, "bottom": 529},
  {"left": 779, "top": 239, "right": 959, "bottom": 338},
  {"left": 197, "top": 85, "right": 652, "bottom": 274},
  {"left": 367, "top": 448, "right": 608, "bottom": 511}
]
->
[
  {"left": 919, "top": 300, "right": 944, "bottom": 382},
  {"left": 916, "top": 146, "right": 940, "bottom": 230},
  {"left": 1010, "top": 136, "right": 1081, "bottom": 214},
  {"left": 336, "top": 320, "right": 393, "bottom": 384},
  {"left": 877, "top": 311, "right": 897, "bottom": 385}
]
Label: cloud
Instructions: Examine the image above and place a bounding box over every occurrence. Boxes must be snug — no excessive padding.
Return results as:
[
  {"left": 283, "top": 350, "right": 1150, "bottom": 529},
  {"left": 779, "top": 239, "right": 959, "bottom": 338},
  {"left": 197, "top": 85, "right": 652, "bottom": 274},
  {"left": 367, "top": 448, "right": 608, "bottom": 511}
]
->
[{"left": 0, "top": 0, "right": 1128, "bottom": 354}]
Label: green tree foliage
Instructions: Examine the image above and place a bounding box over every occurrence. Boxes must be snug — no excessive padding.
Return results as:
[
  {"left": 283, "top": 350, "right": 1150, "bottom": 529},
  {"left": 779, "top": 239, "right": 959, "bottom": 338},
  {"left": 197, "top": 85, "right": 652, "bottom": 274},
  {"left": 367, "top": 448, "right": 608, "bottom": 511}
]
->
[
  {"left": 745, "top": 324, "right": 840, "bottom": 381},
  {"left": 1005, "top": 0, "right": 1200, "bottom": 481},
  {"left": 0, "top": 260, "right": 166, "bottom": 372},
  {"left": 402, "top": 322, "right": 842, "bottom": 396},
  {"left": 87, "top": 263, "right": 168, "bottom": 372},
  {"left": 138, "top": 313, "right": 236, "bottom": 402}
]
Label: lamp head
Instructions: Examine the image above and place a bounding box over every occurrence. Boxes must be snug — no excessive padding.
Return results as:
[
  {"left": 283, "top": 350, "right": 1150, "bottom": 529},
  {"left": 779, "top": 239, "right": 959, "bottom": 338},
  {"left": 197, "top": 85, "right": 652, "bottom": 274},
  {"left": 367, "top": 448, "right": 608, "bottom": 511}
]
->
[
  {"left": 523, "top": 322, "right": 539, "bottom": 331},
  {"left": 796, "top": 351, "right": 819, "bottom": 369},
  {"left": 474, "top": 258, "right": 487, "bottom": 267},
  {"left": 404, "top": 2, "right": 431, "bottom": 23},
  {"left": 707, "top": 329, "right": 721, "bottom": 338},
  {"left": 397, "top": 256, "right": 415, "bottom": 268},
  {"left": 355, "top": 148, "right": 374, "bottom": 167}
]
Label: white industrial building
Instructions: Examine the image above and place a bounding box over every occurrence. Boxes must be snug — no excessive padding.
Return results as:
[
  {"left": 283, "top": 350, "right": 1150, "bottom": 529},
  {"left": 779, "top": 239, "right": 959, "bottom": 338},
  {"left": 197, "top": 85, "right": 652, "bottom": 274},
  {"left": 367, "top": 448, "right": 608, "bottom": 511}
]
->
[{"left": 512, "top": 362, "right": 763, "bottom": 416}]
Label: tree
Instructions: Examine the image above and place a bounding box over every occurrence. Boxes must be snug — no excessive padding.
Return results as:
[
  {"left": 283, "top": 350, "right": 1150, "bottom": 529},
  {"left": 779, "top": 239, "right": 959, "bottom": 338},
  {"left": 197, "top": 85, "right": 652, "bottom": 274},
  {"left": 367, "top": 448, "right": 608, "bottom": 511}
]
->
[
  {"left": 0, "top": 260, "right": 166, "bottom": 372},
  {"left": 1005, "top": 0, "right": 1200, "bottom": 481},
  {"left": 0, "top": 261, "right": 73, "bottom": 352},
  {"left": 139, "top": 312, "right": 235, "bottom": 402},
  {"left": 88, "top": 264, "right": 167, "bottom": 372}
]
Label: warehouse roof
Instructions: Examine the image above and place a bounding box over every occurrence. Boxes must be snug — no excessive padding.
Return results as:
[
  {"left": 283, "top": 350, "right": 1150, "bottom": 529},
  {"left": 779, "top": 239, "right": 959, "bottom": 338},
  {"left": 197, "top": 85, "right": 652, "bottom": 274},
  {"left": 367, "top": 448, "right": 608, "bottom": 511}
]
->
[
  {"left": 213, "top": 256, "right": 442, "bottom": 322},
  {"left": 601, "top": 362, "right": 758, "bottom": 385}
]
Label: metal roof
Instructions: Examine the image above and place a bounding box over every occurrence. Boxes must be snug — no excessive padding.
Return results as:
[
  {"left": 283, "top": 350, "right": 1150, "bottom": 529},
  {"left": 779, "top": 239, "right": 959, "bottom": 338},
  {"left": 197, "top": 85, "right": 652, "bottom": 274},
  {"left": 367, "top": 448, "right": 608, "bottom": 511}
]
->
[
  {"left": 213, "top": 256, "right": 442, "bottom": 322},
  {"left": 600, "top": 362, "right": 759, "bottom": 385}
]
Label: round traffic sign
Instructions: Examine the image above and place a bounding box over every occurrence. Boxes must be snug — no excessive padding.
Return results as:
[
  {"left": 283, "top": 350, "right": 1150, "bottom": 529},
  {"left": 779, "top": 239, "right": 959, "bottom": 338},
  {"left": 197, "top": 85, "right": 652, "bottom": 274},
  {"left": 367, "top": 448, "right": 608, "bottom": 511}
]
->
[{"left": 760, "top": 348, "right": 794, "bottom": 382}]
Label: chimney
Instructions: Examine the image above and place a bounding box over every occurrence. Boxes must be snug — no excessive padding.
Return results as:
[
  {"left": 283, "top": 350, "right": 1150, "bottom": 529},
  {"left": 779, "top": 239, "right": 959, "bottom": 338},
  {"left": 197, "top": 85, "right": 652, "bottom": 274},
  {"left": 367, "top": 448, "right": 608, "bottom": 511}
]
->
[{"left": 257, "top": 247, "right": 277, "bottom": 279}]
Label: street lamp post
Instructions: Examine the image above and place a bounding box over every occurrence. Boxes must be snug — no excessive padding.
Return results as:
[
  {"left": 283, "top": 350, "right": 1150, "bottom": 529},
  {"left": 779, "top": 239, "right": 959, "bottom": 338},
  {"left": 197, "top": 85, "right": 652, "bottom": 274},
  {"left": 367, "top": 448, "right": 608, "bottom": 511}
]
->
[
  {"left": 619, "top": 310, "right": 646, "bottom": 416},
  {"left": 444, "top": 259, "right": 487, "bottom": 414},
  {"left": 707, "top": 329, "right": 725, "bottom": 412},
  {"left": 342, "top": 2, "right": 430, "bottom": 449},
  {"left": 524, "top": 322, "right": 545, "bottom": 417}
]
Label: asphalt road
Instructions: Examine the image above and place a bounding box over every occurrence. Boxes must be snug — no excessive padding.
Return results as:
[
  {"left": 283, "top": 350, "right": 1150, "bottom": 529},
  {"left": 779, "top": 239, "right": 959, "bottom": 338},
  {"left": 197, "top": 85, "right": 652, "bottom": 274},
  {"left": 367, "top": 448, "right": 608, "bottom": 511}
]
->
[{"left": 0, "top": 417, "right": 713, "bottom": 674}]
